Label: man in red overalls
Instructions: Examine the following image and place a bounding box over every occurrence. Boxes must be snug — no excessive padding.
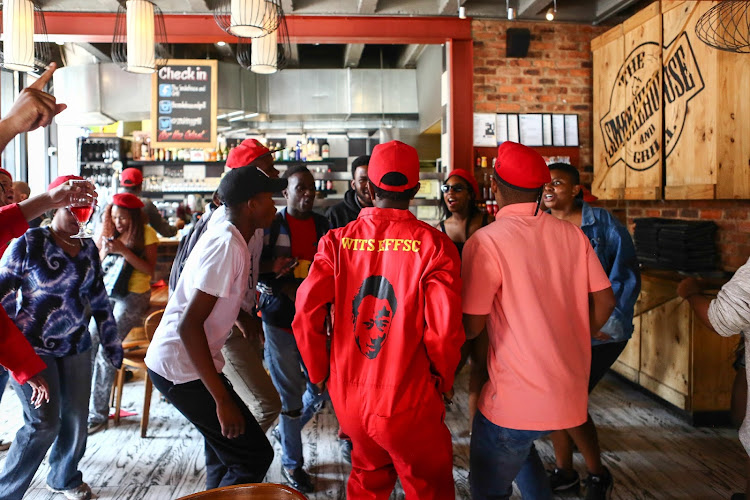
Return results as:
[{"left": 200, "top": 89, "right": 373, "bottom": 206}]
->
[{"left": 293, "top": 140, "right": 464, "bottom": 500}]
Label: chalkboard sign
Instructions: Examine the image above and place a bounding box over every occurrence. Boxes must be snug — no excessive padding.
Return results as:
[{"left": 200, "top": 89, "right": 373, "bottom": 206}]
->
[{"left": 151, "top": 59, "right": 217, "bottom": 149}]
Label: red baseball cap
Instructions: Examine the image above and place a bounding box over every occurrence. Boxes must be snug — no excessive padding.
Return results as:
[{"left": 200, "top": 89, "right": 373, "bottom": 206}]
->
[
  {"left": 48, "top": 175, "right": 83, "bottom": 191},
  {"left": 368, "top": 141, "right": 420, "bottom": 193},
  {"left": 0, "top": 168, "right": 13, "bottom": 182},
  {"left": 120, "top": 168, "right": 143, "bottom": 187},
  {"left": 226, "top": 139, "right": 271, "bottom": 169},
  {"left": 112, "top": 192, "right": 144, "bottom": 209},
  {"left": 494, "top": 141, "right": 551, "bottom": 191},
  {"left": 447, "top": 169, "right": 479, "bottom": 197}
]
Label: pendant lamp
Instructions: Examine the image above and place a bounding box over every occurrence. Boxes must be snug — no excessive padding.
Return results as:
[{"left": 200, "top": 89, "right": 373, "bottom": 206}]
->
[
  {"left": 0, "top": 0, "right": 52, "bottom": 73},
  {"left": 112, "top": 0, "right": 170, "bottom": 73},
  {"left": 236, "top": 10, "right": 290, "bottom": 74},
  {"left": 696, "top": 0, "right": 750, "bottom": 53},
  {"left": 213, "top": 0, "right": 281, "bottom": 39}
]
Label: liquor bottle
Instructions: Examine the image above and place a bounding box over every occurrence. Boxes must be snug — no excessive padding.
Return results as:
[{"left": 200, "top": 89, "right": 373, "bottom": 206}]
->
[
  {"left": 295, "top": 141, "right": 302, "bottom": 161},
  {"left": 312, "top": 139, "right": 320, "bottom": 160},
  {"left": 326, "top": 168, "right": 333, "bottom": 192},
  {"left": 321, "top": 140, "right": 330, "bottom": 159}
]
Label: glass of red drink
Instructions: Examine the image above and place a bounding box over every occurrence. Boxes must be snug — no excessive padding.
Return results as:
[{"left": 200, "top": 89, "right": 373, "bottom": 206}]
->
[{"left": 68, "top": 180, "right": 96, "bottom": 239}]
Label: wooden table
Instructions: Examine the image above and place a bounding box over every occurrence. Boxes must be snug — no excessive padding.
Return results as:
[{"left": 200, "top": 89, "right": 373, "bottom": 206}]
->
[{"left": 150, "top": 285, "right": 168, "bottom": 310}]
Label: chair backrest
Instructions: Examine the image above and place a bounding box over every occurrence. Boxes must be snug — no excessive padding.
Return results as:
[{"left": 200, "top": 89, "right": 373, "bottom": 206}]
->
[
  {"left": 144, "top": 309, "right": 164, "bottom": 342},
  {"left": 175, "top": 483, "right": 307, "bottom": 500}
]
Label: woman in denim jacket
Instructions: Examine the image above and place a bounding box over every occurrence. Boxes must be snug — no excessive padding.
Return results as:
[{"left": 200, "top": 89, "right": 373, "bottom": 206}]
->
[{"left": 542, "top": 163, "right": 641, "bottom": 500}]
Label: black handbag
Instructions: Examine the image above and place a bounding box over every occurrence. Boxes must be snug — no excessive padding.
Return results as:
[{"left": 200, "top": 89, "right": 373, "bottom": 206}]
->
[{"left": 101, "top": 253, "right": 134, "bottom": 297}]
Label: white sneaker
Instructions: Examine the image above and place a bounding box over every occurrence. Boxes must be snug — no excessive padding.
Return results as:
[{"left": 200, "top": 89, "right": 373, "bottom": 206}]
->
[{"left": 46, "top": 482, "right": 93, "bottom": 500}]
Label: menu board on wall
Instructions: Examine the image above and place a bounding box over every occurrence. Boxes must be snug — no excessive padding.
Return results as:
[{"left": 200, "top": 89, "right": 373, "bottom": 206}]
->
[{"left": 151, "top": 59, "right": 217, "bottom": 149}]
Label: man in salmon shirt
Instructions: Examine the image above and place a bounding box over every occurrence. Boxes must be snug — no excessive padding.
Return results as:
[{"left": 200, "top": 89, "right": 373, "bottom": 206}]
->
[
  {"left": 293, "top": 140, "right": 464, "bottom": 500},
  {"left": 462, "top": 141, "right": 615, "bottom": 500}
]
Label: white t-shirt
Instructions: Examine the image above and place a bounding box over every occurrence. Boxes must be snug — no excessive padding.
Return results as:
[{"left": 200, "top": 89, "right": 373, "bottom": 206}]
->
[
  {"left": 209, "top": 204, "right": 265, "bottom": 312},
  {"left": 145, "top": 219, "right": 251, "bottom": 384}
]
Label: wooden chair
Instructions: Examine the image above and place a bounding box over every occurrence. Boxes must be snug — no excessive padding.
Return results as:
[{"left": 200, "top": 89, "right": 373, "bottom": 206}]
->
[
  {"left": 175, "top": 483, "right": 308, "bottom": 500},
  {"left": 112, "top": 308, "right": 164, "bottom": 438}
]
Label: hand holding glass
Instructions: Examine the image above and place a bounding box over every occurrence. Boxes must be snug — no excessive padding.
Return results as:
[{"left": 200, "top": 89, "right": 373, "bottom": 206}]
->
[{"left": 68, "top": 180, "right": 96, "bottom": 239}]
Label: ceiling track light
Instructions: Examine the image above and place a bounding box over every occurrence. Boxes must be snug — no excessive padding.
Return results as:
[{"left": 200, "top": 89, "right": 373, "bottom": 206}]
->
[
  {"left": 546, "top": 0, "right": 557, "bottom": 21},
  {"left": 506, "top": 0, "right": 515, "bottom": 20}
]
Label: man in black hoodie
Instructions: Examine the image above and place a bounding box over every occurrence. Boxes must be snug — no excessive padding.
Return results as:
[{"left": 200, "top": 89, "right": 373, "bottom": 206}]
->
[{"left": 326, "top": 155, "right": 371, "bottom": 228}]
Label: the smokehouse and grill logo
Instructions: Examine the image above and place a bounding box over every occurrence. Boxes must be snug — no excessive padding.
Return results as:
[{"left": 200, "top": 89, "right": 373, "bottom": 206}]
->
[{"left": 600, "top": 32, "right": 704, "bottom": 171}]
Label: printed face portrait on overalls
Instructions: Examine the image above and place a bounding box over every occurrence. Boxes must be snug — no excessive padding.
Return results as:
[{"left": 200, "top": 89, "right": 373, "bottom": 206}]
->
[{"left": 352, "top": 275, "right": 398, "bottom": 360}]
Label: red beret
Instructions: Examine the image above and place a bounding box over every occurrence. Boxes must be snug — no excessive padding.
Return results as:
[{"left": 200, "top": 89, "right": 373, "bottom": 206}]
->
[
  {"left": 48, "top": 175, "right": 83, "bottom": 191},
  {"left": 447, "top": 169, "right": 479, "bottom": 197},
  {"left": 494, "top": 141, "right": 551, "bottom": 191},
  {"left": 369, "top": 141, "right": 420, "bottom": 193},
  {"left": 112, "top": 192, "right": 144, "bottom": 209},
  {"left": 0, "top": 168, "right": 12, "bottom": 182},
  {"left": 582, "top": 186, "right": 599, "bottom": 203},
  {"left": 226, "top": 139, "right": 271, "bottom": 169},
  {"left": 120, "top": 168, "right": 143, "bottom": 187}
]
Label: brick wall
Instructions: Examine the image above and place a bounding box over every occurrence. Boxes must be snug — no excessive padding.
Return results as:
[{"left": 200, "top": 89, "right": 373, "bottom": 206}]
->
[
  {"left": 472, "top": 19, "right": 607, "bottom": 168},
  {"left": 472, "top": 19, "right": 750, "bottom": 272}
]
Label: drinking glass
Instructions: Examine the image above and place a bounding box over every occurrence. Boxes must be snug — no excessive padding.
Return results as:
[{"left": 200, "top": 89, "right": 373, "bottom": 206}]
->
[{"left": 68, "top": 180, "right": 96, "bottom": 239}]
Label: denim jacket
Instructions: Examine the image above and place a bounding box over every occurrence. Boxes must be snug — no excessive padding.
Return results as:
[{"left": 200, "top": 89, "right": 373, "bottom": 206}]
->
[{"left": 580, "top": 202, "right": 641, "bottom": 345}]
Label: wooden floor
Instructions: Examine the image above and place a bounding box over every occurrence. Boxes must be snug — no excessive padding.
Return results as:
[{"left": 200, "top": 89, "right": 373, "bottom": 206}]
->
[{"left": 0, "top": 369, "right": 744, "bottom": 500}]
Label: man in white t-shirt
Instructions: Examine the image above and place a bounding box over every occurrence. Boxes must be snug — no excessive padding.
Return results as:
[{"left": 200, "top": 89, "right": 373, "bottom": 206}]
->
[{"left": 145, "top": 166, "right": 286, "bottom": 490}]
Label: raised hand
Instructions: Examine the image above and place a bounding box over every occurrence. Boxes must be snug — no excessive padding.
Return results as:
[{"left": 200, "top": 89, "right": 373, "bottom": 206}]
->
[{"left": 4, "top": 63, "right": 67, "bottom": 134}]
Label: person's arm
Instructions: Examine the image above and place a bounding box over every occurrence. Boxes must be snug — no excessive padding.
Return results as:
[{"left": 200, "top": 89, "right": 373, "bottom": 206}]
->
[
  {"left": 677, "top": 278, "right": 713, "bottom": 331},
  {"left": 292, "top": 236, "right": 336, "bottom": 389},
  {"left": 461, "top": 234, "right": 501, "bottom": 341},
  {"left": 0, "top": 63, "right": 66, "bottom": 153},
  {"left": 0, "top": 204, "right": 29, "bottom": 245},
  {"left": 589, "top": 287, "right": 616, "bottom": 338},
  {"left": 598, "top": 223, "right": 641, "bottom": 341},
  {"left": 17, "top": 180, "right": 96, "bottom": 222},
  {"left": 422, "top": 242, "right": 465, "bottom": 394},
  {"left": 178, "top": 290, "right": 245, "bottom": 439},
  {"left": 144, "top": 200, "right": 178, "bottom": 237},
  {"left": 105, "top": 238, "right": 157, "bottom": 276}
]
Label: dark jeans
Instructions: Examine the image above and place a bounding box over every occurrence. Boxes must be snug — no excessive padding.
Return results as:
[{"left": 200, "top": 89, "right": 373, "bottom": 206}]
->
[
  {"left": 470, "top": 410, "right": 552, "bottom": 500},
  {"left": 148, "top": 369, "right": 273, "bottom": 490}
]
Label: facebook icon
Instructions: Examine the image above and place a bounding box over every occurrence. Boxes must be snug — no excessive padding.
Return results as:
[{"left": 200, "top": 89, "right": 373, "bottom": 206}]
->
[{"left": 159, "top": 84, "right": 172, "bottom": 97}]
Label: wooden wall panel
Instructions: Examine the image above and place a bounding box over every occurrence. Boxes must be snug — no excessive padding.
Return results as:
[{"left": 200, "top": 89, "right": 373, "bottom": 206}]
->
[
  {"left": 592, "top": 26, "right": 625, "bottom": 200},
  {"left": 613, "top": 315, "right": 640, "bottom": 383},
  {"left": 640, "top": 296, "right": 690, "bottom": 396},
  {"left": 715, "top": 49, "right": 750, "bottom": 199},
  {"left": 663, "top": 2, "right": 715, "bottom": 199},
  {"left": 623, "top": 3, "right": 663, "bottom": 200}
]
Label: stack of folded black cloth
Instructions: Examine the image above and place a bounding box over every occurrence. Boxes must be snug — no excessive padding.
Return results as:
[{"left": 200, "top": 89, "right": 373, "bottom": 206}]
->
[{"left": 634, "top": 218, "right": 717, "bottom": 271}]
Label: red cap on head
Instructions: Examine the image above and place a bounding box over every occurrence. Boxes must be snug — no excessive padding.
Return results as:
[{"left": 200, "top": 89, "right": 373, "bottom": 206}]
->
[
  {"left": 494, "top": 141, "right": 551, "bottom": 191},
  {"left": 112, "top": 192, "right": 144, "bottom": 209},
  {"left": 226, "top": 139, "right": 271, "bottom": 169},
  {"left": 0, "top": 168, "right": 13, "bottom": 182},
  {"left": 48, "top": 175, "right": 83, "bottom": 191},
  {"left": 447, "top": 169, "right": 479, "bottom": 197},
  {"left": 368, "top": 141, "right": 420, "bottom": 193},
  {"left": 120, "top": 168, "right": 143, "bottom": 187}
]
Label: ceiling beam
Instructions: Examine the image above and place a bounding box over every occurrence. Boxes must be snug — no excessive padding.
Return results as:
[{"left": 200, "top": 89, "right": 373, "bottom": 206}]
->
[
  {"left": 396, "top": 44, "right": 425, "bottom": 68},
  {"left": 437, "top": 0, "right": 458, "bottom": 16},
  {"left": 281, "top": 0, "right": 294, "bottom": 14},
  {"left": 517, "top": 0, "right": 550, "bottom": 17},
  {"left": 41, "top": 13, "right": 473, "bottom": 44},
  {"left": 594, "top": 0, "right": 642, "bottom": 24},
  {"left": 343, "top": 43, "right": 365, "bottom": 68}
]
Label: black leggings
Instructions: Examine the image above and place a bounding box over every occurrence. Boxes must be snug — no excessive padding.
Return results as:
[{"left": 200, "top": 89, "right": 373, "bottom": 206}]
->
[{"left": 588, "top": 341, "right": 628, "bottom": 393}]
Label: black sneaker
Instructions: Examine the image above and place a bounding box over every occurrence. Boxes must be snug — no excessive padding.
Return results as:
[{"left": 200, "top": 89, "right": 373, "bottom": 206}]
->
[
  {"left": 281, "top": 466, "right": 314, "bottom": 493},
  {"left": 340, "top": 438, "right": 352, "bottom": 464},
  {"left": 584, "top": 467, "right": 613, "bottom": 500},
  {"left": 548, "top": 468, "right": 580, "bottom": 492}
]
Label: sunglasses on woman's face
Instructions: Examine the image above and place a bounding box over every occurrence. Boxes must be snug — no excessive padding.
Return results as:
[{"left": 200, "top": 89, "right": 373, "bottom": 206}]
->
[{"left": 441, "top": 184, "right": 467, "bottom": 193}]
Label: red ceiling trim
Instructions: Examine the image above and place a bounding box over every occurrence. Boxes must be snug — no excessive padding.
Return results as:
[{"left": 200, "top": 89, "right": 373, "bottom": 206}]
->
[{"left": 36, "top": 13, "right": 472, "bottom": 44}]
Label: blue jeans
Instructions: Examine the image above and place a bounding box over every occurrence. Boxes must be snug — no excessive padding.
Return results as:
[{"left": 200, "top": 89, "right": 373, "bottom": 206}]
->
[
  {"left": 0, "top": 351, "right": 92, "bottom": 500},
  {"left": 470, "top": 410, "right": 553, "bottom": 500},
  {"left": 262, "top": 322, "right": 327, "bottom": 469}
]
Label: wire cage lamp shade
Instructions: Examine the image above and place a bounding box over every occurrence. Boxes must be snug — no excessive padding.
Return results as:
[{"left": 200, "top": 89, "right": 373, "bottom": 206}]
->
[
  {"left": 112, "top": 0, "right": 170, "bottom": 73},
  {"left": 695, "top": 0, "right": 750, "bottom": 53},
  {"left": 0, "top": 0, "right": 52, "bottom": 73},
  {"left": 213, "top": 0, "right": 281, "bottom": 39},
  {"left": 237, "top": 12, "right": 290, "bottom": 74}
]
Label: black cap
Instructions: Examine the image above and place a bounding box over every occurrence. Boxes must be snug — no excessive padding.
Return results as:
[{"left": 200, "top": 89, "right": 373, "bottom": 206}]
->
[{"left": 218, "top": 166, "right": 287, "bottom": 207}]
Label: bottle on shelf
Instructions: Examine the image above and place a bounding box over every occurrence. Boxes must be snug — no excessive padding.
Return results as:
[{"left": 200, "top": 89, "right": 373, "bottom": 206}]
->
[
  {"left": 326, "top": 168, "right": 334, "bottom": 193},
  {"left": 321, "top": 140, "right": 330, "bottom": 159},
  {"left": 275, "top": 142, "right": 283, "bottom": 161},
  {"left": 295, "top": 141, "right": 302, "bottom": 161}
]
